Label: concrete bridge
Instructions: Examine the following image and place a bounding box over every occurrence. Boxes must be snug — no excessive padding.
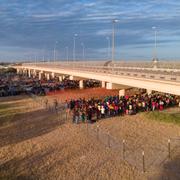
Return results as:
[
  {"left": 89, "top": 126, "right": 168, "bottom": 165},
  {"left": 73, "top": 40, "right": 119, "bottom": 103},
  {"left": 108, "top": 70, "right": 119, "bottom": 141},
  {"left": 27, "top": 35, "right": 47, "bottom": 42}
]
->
[{"left": 14, "top": 61, "right": 180, "bottom": 96}]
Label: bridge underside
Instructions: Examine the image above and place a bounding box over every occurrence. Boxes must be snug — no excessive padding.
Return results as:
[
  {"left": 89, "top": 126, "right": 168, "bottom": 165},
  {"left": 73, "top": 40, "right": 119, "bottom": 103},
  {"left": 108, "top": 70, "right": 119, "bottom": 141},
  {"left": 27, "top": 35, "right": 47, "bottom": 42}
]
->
[{"left": 15, "top": 64, "right": 180, "bottom": 96}]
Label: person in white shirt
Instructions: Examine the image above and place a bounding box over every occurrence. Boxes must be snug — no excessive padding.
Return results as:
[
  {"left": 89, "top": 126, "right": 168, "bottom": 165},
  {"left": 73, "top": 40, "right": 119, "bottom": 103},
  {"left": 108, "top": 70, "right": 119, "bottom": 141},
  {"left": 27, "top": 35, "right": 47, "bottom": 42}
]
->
[{"left": 101, "top": 106, "right": 105, "bottom": 118}]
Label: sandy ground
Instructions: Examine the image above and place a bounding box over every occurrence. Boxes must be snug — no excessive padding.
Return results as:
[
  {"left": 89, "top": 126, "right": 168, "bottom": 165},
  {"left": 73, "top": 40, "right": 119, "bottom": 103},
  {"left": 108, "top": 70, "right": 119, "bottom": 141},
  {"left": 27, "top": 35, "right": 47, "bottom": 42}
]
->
[
  {"left": 88, "top": 113, "right": 180, "bottom": 179},
  {"left": 46, "top": 88, "right": 119, "bottom": 104},
  {"left": 0, "top": 89, "right": 180, "bottom": 180}
]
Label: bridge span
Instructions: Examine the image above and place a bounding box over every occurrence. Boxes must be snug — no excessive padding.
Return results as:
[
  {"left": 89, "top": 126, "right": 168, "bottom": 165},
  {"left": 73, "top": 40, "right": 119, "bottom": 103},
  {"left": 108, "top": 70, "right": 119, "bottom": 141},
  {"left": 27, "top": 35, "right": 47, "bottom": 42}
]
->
[{"left": 14, "top": 61, "right": 180, "bottom": 96}]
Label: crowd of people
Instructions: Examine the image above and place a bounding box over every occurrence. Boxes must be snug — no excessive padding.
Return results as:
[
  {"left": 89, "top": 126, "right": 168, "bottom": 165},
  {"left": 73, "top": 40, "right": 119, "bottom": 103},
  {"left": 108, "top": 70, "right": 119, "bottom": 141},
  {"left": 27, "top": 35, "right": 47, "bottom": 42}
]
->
[
  {"left": 68, "top": 93, "right": 180, "bottom": 123},
  {"left": 84, "top": 80, "right": 100, "bottom": 88},
  {"left": 0, "top": 70, "right": 23, "bottom": 96},
  {"left": 0, "top": 75, "right": 80, "bottom": 97},
  {"left": 0, "top": 69, "right": 101, "bottom": 97}
]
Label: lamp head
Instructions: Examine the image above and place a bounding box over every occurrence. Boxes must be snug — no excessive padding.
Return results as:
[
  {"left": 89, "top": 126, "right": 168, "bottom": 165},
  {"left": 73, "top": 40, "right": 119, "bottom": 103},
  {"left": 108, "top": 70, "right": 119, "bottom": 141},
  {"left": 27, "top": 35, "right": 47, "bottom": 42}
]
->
[{"left": 112, "top": 19, "right": 119, "bottom": 23}]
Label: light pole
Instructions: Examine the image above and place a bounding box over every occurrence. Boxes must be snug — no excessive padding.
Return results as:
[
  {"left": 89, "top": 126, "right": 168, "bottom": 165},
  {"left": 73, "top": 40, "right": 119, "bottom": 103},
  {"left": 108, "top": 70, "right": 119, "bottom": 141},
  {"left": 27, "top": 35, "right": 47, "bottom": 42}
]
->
[
  {"left": 42, "top": 48, "right": 45, "bottom": 62},
  {"left": 152, "top": 26, "right": 158, "bottom": 62},
  {"left": 53, "top": 41, "right": 58, "bottom": 63},
  {"left": 66, "top": 46, "right": 69, "bottom": 62},
  {"left": 112, "top": 19, "right": 118, "bottom": 62},
  {"left": 73, "top": 34, "right": 78, "bottom": 62},
  {"left": 43, "top": 51, "right": 45, "bottom": 62},
  {"left": 106, "top": 36, "right": 110, "bottom": 60},
  {"left": 48, "top": 51, "right": 51, "bottom": 63},
  {"left": 81, "top": 42, "right": 85, "bottom": 60},
  {"left": 35, "top": 54, "right": 37, "bottom": 65}
]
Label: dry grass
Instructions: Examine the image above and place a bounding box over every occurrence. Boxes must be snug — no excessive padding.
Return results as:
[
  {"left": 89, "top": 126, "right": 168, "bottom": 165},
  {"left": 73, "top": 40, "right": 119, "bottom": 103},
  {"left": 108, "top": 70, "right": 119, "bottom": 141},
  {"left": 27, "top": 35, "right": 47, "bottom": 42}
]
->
[{"left": 0, "top": 91, "right": 179, "bottom": 180}]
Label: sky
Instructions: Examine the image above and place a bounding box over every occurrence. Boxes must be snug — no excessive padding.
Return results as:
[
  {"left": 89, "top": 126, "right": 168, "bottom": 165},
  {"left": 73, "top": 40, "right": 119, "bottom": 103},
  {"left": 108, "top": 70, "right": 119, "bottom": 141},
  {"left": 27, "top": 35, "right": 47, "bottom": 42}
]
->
[{"left": 0, "top": 0, "right": 180, "bottom": 62}]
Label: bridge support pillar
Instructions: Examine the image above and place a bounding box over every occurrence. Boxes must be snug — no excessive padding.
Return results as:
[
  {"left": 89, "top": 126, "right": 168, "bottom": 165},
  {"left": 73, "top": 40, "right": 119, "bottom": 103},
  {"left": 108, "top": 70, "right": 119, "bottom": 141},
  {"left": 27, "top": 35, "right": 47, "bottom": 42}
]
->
[
  {"left": 39, "top": 71, "right": 43, "bottom": 80},
  {"left": 106, "top": 82, "right": 112, "bottom": 89},
  {"left": 28, "top": 69, "right": 31, "bottom": 78},
  {"left": 119, "top": 89, "right": 125, "bottom": 97},
  {"left": 51, "top": 72, "right": 55, "bottom": 79},
  {"left": 62, "top": 75, "right": 66, "bottom": 80},
  {"left": 26, "top": 69, "right": 29, "bottom": 76},
  {"left": 46, "top": 73, "right": 50, "bottom": 80},
  {"left": 79, "top": 80, "right": 84, "bottom": 89},
  {"left": 147, "top": 89, "right": 152, "bottom": 95},
  {"left": 32, "top": 70, "right": 36, "bottom": 78},
  {"left": 16, "top": 68, "right": 20, "bottom": 74},
  {"left": 69, "top": 75, "right": 74, "bottom": 80},
  {"left": 22, "top": 69, "right": 25, "bottom": 75},
  {"left": 59, "top": 76, "right": 62, "bottom": 82},
  {"left": 18, "top": 69, "right": 23, "bottom": 75},
  {"left": 102, "top": 81, "right": 106, "bottom": 88}
]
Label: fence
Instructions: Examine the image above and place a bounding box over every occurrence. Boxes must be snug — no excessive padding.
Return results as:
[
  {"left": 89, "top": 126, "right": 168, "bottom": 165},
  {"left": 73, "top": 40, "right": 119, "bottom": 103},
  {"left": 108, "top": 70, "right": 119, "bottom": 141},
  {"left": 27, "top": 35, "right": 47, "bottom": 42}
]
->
[
  {"left": 82, "top": 122, "right": 180, "bottom": 173},
  {"left": 28, "top": 94, "right": 180, "bottom": 174},
  {"left": 12, "top": 93, "right": 180, "bottom": 175},
  {"left": 27, "top": 93, "right": 69, "bottom": 124},
  {"left": 27, "top": 94, "right": 180, "bottom": 174},
  {"left": 4, "top": 93, "right": 178, "bottom": 179}
]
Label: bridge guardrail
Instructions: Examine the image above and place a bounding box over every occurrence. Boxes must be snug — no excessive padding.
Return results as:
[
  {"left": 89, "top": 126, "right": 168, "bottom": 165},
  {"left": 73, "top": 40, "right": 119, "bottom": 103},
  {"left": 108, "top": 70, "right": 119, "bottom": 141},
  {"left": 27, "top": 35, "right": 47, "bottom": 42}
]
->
[{"left": 21, "top": 62, "right": 180, "bottom": 82}]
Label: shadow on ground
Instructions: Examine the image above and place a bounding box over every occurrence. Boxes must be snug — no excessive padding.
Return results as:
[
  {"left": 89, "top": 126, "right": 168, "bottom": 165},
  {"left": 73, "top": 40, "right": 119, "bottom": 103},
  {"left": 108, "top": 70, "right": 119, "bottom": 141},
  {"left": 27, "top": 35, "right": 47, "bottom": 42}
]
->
[
  {"left": 160, "top": 155, "right": 180, "bottom": 180},
  {"left": 0, "top": 109, "right": 65, "bottom": 148},
  {"left": 149, "top": 148, "right": 180, "bottom": 180},
  {"left": 0, "top": 146, "right": 55, "bottom": 180}
]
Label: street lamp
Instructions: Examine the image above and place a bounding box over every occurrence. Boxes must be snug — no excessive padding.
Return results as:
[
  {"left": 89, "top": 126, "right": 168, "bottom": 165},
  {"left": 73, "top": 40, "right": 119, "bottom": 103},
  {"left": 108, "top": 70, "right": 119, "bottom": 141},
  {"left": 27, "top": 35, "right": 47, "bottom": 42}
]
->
[
  {"left": 81, "top": 42, "right": 85, "bottom": 60},
  {"left": 34, "top": 54, "right": 37, "bottom": 65},
  {"left": 106, "top": 36, "right": 110, "bottom": 60},
  {"left": 42, "top": 48, "right": 45, "bottom": 62},
  {"left": 73, "top": 34, "right": 78, "bottom": 61},
  {"left": 152, "top": 26, "right": 158, "bottom": 62},
  {"left": 65, "top": 46, "right": 69, "bottom": 62},
  {"left": 112, "top": 19, "right": 118, "bottom": 62},
  {"left": 53, "top": 41, "right": 58, "bottom": 63}
]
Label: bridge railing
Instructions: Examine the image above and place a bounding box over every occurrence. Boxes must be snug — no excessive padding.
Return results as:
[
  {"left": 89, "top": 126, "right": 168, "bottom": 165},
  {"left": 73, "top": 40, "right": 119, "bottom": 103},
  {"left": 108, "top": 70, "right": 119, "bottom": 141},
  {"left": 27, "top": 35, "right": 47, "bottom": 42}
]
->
[
  {"left": 60, "top": 65, "right": 180, "bottom": 82},
  {"left": 23, "top": 60, "right": 180, "bottom": 69},
  {"left": 21, "top": 61, "right": 180, "bottom": 82}
]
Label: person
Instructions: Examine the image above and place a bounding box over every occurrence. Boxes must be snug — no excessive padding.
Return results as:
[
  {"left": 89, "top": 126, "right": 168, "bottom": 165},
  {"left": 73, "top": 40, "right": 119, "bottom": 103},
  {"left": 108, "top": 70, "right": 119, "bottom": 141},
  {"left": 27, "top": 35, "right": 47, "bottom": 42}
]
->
[
  {"left": 97, "top": 103, "right": 101, "bottom": 118},
  {"left": 159, "top": 100, "right": 164, "bottom": 111},
  {"left": 101, "top": 105, "right": 105, "bottom": 118},
  {"left": 64, "top": 100, "right": 69, "bottom": 115},
  {"left": 54, "top": 99, "right": 58, "bottom": 113},
  {"left": 45, "top": 99, "right": 48, "bottom": 109},
  {"left": 75, "top": 109, "right": 79, "bottom": 124},
  {"left": 129, "top": 103, "right": 133, "bottom": 115},
  {"left": 142, "top": 101, "right": 146, "bottom": 111},
  {"left": 72, "top": 109, "right": 76, "bottom": 123},
  {"left": 115, "top": 104, "right": 118, "bottom": 115},
  {"left": 81, "top": 110, "right": 86, "bottom": 123},
  {"left": 87, "top": 106, "right": 93, "bottom": 123},
  {"left": 152, "top": 100, "right": 156, "bottom": 111},
  {"left": 68, "top": 93, "right": 180, "bottom": 123}
]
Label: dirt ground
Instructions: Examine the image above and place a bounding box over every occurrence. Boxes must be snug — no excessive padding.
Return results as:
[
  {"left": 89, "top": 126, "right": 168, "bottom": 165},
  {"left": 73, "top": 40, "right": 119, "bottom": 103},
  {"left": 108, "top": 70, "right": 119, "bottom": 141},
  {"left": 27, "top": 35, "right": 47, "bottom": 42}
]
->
[
  {"left": 0, "top": 88, "right": 180, "bottom": 180},
  {"left": 46, "top": 88, "right": 119, "bottom": 103}
]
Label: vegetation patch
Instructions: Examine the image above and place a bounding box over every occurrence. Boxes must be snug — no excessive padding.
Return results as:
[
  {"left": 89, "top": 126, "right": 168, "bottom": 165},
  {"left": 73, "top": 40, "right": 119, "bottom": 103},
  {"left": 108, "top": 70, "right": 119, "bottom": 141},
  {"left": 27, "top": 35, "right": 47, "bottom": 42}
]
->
[
  {"left": 0, "top": 104, "right": 12, "bottom": 110},
  {"left": 146, "top": 111, "right": 180, "bottom": 125},
  {"left": 0, "top": 103, "right": 23, "bottom": 126}
]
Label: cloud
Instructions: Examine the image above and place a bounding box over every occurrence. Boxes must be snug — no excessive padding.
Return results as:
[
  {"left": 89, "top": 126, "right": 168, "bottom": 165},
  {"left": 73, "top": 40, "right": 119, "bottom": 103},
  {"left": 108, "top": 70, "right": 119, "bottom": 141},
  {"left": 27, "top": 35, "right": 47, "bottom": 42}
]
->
[
  {"left": 0, "top": 0, "right": 180, "bottom": 61},
  {"left": 31, "top": 11, "right": 75, "bottom": 19}
]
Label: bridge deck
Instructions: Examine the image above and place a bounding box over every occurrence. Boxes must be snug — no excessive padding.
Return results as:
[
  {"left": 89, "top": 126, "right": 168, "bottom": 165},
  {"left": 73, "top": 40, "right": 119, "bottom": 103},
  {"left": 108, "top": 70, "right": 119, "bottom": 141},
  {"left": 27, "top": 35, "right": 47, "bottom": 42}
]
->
[{"left": 14, "top": 61, "right": 180, "bottom": 95}]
